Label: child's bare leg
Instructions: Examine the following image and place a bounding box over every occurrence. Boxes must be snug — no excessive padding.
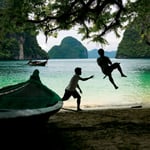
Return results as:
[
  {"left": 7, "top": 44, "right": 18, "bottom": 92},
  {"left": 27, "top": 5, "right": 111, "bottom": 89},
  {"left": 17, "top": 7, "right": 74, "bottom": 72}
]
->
[
  {"left": 77, "top": 97, "right": 82, "bottom": 111},
  {"left": 114, "top": 63, "right": 127, "bottom": 77},
  {"left": 108, "top": 75, "right": 118, "bottom": 89}
]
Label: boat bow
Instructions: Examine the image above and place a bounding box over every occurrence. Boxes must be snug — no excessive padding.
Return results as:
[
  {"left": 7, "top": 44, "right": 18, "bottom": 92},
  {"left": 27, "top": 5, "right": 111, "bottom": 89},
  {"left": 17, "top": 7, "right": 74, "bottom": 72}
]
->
[{"left": 0, "top": 69, "right": 63, "bottom": 121}]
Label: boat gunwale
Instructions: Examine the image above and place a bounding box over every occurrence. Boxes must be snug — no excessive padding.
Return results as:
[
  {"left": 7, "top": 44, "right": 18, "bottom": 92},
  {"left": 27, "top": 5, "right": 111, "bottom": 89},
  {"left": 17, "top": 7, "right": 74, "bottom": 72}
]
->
[{"left": 0, "top": 101, "right": 63, "bottom": 119}]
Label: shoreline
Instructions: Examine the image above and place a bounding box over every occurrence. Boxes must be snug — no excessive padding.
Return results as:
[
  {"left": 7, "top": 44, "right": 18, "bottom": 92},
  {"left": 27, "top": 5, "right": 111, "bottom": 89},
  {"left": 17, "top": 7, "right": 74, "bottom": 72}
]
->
[{"left": 61, "top": 102, "right": 143, "bottom": 112}]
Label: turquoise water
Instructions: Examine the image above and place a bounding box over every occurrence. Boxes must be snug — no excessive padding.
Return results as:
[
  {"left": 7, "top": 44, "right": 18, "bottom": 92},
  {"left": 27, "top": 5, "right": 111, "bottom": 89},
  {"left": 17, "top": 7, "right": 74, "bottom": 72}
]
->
[{"left": 0, "top": 59, "right": 150, "bottom": 109}]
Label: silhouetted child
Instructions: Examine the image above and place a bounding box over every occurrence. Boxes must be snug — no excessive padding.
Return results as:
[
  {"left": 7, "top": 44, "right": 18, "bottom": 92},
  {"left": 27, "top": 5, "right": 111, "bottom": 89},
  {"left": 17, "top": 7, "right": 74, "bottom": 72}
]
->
[
  {"left": 97, "top": 48, "right": 127, "bottom": 89},
  {"left": 62, "top": 67, "right": 94, "bottom": 111}
]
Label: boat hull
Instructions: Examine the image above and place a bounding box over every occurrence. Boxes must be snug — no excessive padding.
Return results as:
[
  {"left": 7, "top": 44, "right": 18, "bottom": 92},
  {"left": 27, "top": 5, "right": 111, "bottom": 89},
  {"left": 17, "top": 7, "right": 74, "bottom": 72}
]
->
[
  {"left": 28, "top": 60, "right": 48, "bottom": 66},
  {"left": 0, "top": 101, "right": 63, "bottom": 126},
  {"left": 0, "top": 69, "right": 63, "bottom": 125}
]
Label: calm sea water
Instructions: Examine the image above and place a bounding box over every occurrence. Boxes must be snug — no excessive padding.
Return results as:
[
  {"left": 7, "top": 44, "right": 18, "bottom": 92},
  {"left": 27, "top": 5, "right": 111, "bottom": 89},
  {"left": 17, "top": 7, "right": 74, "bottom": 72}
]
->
[{"left": 0, "top": 59, "right": 150, "bottom": 110}]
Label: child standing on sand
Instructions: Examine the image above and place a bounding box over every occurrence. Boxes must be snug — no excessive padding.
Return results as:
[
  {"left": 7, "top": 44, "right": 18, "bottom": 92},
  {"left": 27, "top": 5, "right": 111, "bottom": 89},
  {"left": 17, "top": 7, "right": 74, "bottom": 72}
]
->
[{"left": 62, "top": 67, "right": 94, "bottom": 111}]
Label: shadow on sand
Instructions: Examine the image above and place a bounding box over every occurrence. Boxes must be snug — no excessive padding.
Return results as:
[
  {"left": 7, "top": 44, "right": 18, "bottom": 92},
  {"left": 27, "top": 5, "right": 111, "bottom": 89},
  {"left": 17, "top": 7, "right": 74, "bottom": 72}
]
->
[{"left": 0, "top": 119, "right": 65, "bottom": 149}]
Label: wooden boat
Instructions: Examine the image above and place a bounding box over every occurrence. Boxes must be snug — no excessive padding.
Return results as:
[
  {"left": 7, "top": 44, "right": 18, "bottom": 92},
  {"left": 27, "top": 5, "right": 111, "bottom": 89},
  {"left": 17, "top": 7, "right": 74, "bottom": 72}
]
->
[
  {"left": 27, "top": 60, "right": 48, "bottom": 66},
  {"left": 0, "top": 69, "right": 63, "bottom": 124}
]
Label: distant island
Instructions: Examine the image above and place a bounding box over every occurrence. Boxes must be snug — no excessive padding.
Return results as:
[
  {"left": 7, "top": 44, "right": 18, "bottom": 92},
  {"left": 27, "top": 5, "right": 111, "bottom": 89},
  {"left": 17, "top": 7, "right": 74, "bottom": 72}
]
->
[
  {"left": 48, "top": 36, "right": 116, "bottom": 59},
  {"left": 48, "top": 36, "right": 88, "bottom": 59},
  {"left": 88, "top": 49, "right": 117, "bottom": 58}
]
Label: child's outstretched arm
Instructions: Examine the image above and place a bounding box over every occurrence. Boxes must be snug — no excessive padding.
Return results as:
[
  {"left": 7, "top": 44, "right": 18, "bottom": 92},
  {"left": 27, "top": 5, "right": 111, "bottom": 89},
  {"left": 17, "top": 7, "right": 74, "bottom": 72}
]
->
[{"left": 79, "top": 75, "right": 94, "bottom": 81}]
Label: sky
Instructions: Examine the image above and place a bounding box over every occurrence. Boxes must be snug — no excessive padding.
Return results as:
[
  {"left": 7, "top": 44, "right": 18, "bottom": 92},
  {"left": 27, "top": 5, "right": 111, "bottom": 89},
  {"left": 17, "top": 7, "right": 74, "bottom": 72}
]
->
[{"left": 37, "top": 28, "right": 125, "bottom": 52}]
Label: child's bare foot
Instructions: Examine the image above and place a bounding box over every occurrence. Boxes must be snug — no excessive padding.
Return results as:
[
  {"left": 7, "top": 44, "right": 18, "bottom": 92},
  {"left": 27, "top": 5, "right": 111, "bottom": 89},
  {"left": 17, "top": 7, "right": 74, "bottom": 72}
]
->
[
  {"left": 77, "top": 108, "right": 82, "bottom": 111},
  {"left": 115, "top": 85, "right": 119, "bottom": 89},
  {"left": 121, "top": 74, "right": 127, "bottom": 77}
]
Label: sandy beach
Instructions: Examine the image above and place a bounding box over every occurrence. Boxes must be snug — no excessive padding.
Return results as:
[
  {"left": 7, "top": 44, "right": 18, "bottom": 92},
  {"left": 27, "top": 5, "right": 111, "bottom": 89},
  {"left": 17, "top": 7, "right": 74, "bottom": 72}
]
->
[
  {"left": 1, "top": 107, "right": 150, "bottom": 149},
  {"left": 47, "top": 107, "right": 150, "bottom": 150}
]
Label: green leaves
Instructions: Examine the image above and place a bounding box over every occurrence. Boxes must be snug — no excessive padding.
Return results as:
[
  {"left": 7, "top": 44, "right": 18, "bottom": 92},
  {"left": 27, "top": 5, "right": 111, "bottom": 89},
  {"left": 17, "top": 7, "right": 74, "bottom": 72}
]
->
[{"left": 0, "top": 0, "right": 150, "bottom": 46}]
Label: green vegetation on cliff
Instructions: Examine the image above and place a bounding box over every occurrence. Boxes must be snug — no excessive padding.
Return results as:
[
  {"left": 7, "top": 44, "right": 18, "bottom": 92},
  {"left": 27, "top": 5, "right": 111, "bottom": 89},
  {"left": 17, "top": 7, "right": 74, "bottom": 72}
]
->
[
  {"left": 0, "top": 33, "right": 48, "bottom": 60},
  {"left": 116, "top": 1, "right": 150, "bottom": 59},
  {"left": 23, "top": 34, "right": 48, "bottom": 60},
  {"left": 116, "top": 25, "right": 150, "bottom": 58},
  {"left": 48, "top": 36, "right": 88, "bottom": 59}
]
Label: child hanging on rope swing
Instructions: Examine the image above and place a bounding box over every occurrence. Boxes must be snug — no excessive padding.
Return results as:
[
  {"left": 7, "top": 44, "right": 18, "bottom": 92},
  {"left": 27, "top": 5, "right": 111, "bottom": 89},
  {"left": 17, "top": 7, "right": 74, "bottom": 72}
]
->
[{"left": 97, "top": 48, "right": 127, "bottom": 89}]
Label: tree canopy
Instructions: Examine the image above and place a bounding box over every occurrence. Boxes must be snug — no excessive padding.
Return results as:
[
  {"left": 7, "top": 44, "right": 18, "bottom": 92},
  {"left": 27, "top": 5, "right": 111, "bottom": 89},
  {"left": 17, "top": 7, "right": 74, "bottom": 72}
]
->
[{"left": 0, "top": 0, "right": 149, "bottom": 45}]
